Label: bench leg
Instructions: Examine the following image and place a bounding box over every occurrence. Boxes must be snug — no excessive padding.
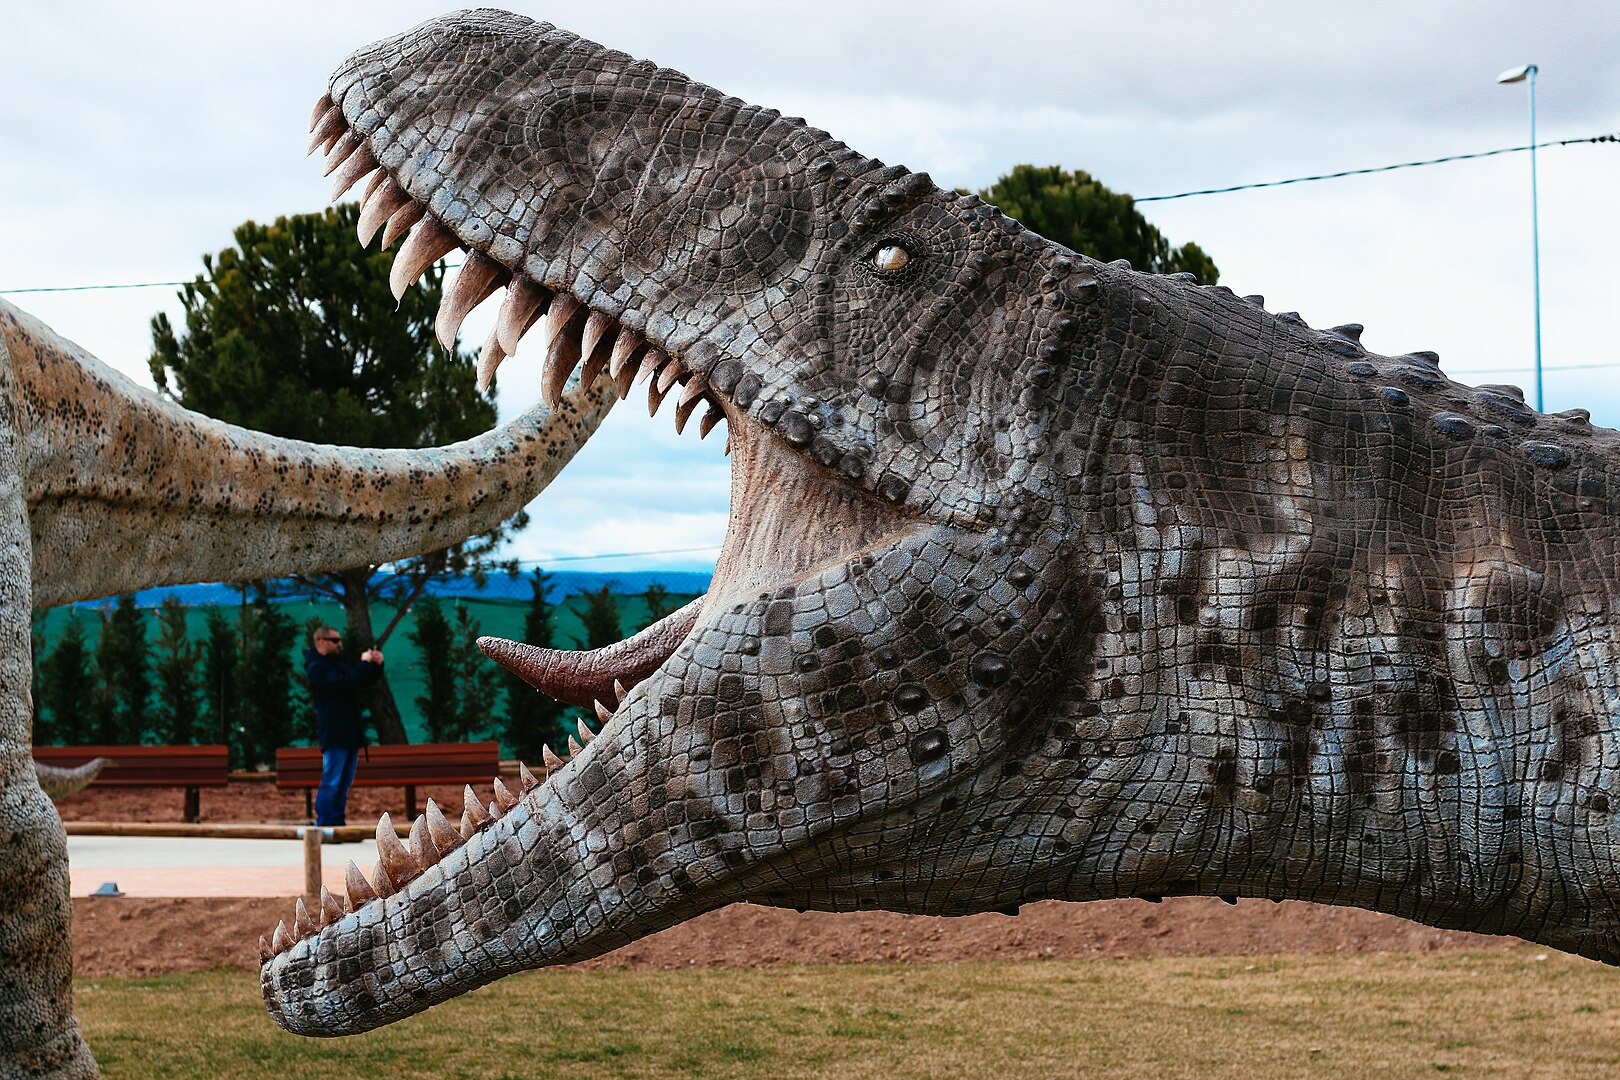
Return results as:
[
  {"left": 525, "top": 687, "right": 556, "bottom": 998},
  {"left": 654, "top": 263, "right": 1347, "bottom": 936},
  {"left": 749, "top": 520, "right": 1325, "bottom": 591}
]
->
[
  {"left": 405, "top": 784, "right": 417, "bottom": 821},
  {"left": 184, "top": 786, "right": 200, "bottom": 824},
  {"left": 305, "top": 789, "right": 313, "bottom": 824}
]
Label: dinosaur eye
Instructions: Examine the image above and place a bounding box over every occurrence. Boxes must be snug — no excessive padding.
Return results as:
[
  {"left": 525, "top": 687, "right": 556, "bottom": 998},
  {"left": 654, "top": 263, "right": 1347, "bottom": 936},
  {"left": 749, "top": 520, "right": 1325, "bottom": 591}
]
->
[{"left": 872, "top": 243, "right": 910, "bottom": 272}]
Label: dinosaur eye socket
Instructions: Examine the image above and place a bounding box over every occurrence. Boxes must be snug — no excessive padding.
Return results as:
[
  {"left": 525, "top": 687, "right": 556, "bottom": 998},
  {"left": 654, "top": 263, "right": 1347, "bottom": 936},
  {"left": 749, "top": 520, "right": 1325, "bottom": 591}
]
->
[{"left": 872, "top": 243, "right": 910, "bottom": 272}]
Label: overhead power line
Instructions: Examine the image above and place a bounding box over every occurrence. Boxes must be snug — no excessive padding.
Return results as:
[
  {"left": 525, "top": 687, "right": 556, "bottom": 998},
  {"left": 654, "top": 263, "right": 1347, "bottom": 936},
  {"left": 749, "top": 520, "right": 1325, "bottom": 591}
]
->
[{"left": 1136, "top": 131, "right": 1618, "bottom": 202}]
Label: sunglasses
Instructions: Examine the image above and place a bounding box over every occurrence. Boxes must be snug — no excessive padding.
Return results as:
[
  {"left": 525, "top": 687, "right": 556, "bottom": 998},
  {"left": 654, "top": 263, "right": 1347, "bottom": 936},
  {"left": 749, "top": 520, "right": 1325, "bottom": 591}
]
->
[{"left": 317, "top": 635, "right": 341, "bottom": 643}]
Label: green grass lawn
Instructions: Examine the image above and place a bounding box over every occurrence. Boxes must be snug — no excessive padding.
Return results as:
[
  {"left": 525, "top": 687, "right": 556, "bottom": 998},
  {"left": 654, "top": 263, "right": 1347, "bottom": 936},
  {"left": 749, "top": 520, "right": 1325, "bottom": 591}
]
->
[{"left": 77, "top": 947, "right": 1620, "bottom": 1079}]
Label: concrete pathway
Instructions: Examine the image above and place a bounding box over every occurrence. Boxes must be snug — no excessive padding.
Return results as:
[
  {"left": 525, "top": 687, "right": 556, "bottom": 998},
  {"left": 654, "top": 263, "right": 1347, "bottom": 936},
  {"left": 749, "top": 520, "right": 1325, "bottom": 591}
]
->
[{"left": 68, "top": 834, "right": 381, "bottom": 898}]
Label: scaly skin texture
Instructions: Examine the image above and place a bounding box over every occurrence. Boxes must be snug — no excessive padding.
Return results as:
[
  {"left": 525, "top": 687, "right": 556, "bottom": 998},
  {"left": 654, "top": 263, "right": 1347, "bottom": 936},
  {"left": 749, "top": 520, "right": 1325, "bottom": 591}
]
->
[
  {"left": 0, "top": 295, "right": 612, "bottom": 1076},
  {"left": 264, "top": 10, "right": 1620, "bottom": 1038}
]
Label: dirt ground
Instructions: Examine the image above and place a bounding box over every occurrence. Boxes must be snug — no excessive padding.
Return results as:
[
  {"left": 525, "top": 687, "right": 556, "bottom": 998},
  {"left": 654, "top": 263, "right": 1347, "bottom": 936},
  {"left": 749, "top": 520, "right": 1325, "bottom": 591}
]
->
[{"left": 61, "top": 780, "right": 1517, "bottom": 979}]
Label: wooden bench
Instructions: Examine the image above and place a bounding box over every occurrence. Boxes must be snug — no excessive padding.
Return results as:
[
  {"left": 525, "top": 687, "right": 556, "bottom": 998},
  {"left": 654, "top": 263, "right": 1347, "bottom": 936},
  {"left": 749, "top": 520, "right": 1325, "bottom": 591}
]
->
[
  {"left": 274, "top": 741, "right": 501, "bottom": 821},
  {"left": 33, "top": 744, "right": 230, "bottom": 823}
]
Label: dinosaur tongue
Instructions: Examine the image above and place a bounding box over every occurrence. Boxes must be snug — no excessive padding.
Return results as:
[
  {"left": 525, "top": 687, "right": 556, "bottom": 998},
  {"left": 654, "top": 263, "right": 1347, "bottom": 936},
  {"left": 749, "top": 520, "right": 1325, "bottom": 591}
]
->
[{"left": 478, "top": 596, "right": 705, "bottom": 710}]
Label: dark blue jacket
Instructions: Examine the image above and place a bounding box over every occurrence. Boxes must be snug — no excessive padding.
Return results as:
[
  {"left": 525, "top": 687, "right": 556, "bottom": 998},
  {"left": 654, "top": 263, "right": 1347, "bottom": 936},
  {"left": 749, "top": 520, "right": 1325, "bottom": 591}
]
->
[{"left": 303, "top": 647, "right": 383, "bottom": 750}]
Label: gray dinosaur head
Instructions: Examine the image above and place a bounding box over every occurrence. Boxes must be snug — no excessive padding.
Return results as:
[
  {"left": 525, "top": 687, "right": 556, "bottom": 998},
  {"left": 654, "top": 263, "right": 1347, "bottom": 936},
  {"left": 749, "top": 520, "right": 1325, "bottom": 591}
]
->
[{"left": 265, "top": 9, "right": 1158, "bottom": 1035}]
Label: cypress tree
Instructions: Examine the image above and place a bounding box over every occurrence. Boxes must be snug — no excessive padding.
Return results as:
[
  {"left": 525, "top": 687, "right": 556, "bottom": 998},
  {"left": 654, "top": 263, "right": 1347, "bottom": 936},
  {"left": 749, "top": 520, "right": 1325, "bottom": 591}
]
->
[
  {"left": 576, "top": 584, "right": 624, "bottom": 651},
  {"left": 234, "top": 589, "right": 303, "bottom": 769},
  {"left": 38, "top": 614, "right": 94, "bottom": 745},
  {"left": 200, "top": 606, "right": 239, "bottom": 750},
  {"left": 450, "top": 603, "right": 501, "bottom": 744},
  {"left": 502, "top": 570, "right": 571, "bottom": 763},
  {"left": 409, "top": 599, "right": 456, "bottom": 742},
  {"left": 151, "top": 598, "right": 201, "bottom": 744},
  {"left": 638, "top": 583, "right": 675, "bottom": 632},
  {"left": 93, "top": 596, "right": 149, "bottom": 743}
]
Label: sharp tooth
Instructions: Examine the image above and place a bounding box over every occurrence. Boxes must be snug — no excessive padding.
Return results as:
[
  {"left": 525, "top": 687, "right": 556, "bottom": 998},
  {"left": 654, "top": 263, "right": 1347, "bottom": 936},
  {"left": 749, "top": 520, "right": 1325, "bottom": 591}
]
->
[
  {"left": 673, "top": 381, "right": 707, "bottom": 434},
  {"left": 613, "top": 678, "right": 628, "bottom": 702},
  {"left": 476, "top": 327, "right": 507, "bottom": 393},
  {"left": 518, "top": 762, "right": 541, "bottom": 792},
  {"left": 319, "top": 885, "right": 345, "bottom": 926},
  {"left": 459, "top": 809, "right": 478, "bottom": 840},
  {"left": 487, "top": 799, "right": 503, "bottom": 821},
  {"left": 463, "top": 785, "right": 491, "bottom": 827},
  {"left": 307, "top": 104, "right": 344, "bottom": 154},
  {"left": 293, "top": 897, "right": 317, "bottom": 940},
  {"left": 579, "top": 312, "right": 616, "bottom": 388},
  {"left": 577, "top": 717, "right": 596, "bottom": 745},
  {"left": 542, "top": 744, "right": 566, "bottom": 771},
  {"left": 330, "top": 144, "right": 378, "bottom": 201},
  {"left": 272, "top": 920, "right": 293, "bottom": 954},
  {"left": 647, "top": 374, "right": 672, "bottom": 417},
  {"left": 636, "top": 350, "right": 666, "bottom": 385},
  {"left": 700, "top": 402, "right": 725, "bottom": 439},
  {"left": 358, "top": 177, "right": 412, "bottom": 247},
  {"left": 259, "top": 934, "right": 273, "bottom": 964},
  {"left": 608, "top": 329, "right": 646, "bottom": 380},
  {"left": 376, "top": 812, "right": 422, "bottom": 888},
  {"left": 594, "top": 700, "right": 613, "bottom": 725},
  {"left": 567, "top": 735, "right": 582, "bottom": 756},
  {"left": 322, "top": 129, "right": 362, "bottom": 176},
  {"left": 410, "top": 813, "right": 442, "bottom": 866},
  {"left": 496, "top": 276, "right": 551, "bottom": 354},
  {"left": 389, "top": 217, "right": 459, "bottom": 301},
  {"left": 379, "top": 201, "right": 426, "bottom": 250},
  {"left": 371, "top": 860, "right": 396, "bottom": 898},
  {"left": 436, "top": 252, "right": 509, "bottom": 350},
  {"left": 309, "top": 93, "right": 335, "bottom": 131},
  {"left": 656, "top": 362, "right": 682, "bottom": 394},
  {"left": 614, "top": 353, "right": 641, "bottom": 399},
  {"left": 426, "top": 799, "right": 462, "bottom": 854},
  {"left": 345, "top": 859, "right": 379, "bottom": 907},
  {"left": 540, "top": 294, "right": 587, "bottom": 410},
  {"left": 492, "top": 776, "right": 520, "bottom": 813},
  {"left": 359, "top": 168, "right": 390, "bottom": 206}
]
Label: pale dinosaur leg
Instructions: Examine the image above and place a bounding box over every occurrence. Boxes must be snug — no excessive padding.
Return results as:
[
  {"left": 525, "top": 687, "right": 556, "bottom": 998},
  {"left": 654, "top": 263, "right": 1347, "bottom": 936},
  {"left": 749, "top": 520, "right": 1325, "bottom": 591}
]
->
[
  {"left": 34, "top": 761, "right": 109, "bottom": 804},
  {"left": 0, "top": 498, "right": 93, "bottom": 1075}
]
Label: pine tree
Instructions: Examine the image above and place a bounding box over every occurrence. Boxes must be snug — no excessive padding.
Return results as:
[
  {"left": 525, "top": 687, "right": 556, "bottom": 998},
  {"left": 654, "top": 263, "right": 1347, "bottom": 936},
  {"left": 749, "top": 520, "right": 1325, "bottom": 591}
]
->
[
  {"left": 200, "top": 606, "right": 239, "bottom": 750},
  {"left": 576, "top": 584, "right": 624, "bottom": 650},
  {"left": 409, "top": 599, "right": 456, "bottom": 742},
  {"left": 150, "top": 598, "right": 201, "bottom": 744},
  {"left": 450, "top": 603, "right": 501, "bottom": 744},
  {"left": 37, "top": 614, "right": 94, "bottom": 745},
  {"left": 93, "top": 596, "right": 149, "bottom": 743},
  {"left": 638, "top": 583, "right": 675, "bottom": 632},
  {"left": 976, "top": 165, "right": 1219, "bottom": 283},
  {"left": 233, "top": 589, "right": 305, "bottom": 769},
  {"left": 502, "top": 570, "right": 571, "bottom": 763}
]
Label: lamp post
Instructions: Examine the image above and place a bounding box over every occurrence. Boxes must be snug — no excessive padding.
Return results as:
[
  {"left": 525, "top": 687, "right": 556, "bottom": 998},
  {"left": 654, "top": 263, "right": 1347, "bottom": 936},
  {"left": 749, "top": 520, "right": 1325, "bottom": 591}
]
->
[{"left": 1496, "top": 63, "right": 1541, "bottom": 412}]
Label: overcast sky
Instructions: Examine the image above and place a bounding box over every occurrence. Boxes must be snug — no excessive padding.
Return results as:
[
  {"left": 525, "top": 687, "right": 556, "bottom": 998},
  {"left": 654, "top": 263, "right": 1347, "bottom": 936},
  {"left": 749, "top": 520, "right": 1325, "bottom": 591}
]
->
[{"left": 4, "top": 2, "right": 1616, "bottom": 572}]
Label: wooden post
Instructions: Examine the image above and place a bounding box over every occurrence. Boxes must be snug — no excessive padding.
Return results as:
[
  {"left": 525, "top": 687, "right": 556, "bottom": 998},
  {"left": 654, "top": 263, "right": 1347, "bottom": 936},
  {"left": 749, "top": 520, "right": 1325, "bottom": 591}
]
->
[
  {"left": 405, "top": 784, "right": 418, "bottom": 820},
  {"left": 184, "top": 786, "right": 201, "bottom": 824},
  {"left": 303, "top": 826, "right": 323, "bottom": 901}
]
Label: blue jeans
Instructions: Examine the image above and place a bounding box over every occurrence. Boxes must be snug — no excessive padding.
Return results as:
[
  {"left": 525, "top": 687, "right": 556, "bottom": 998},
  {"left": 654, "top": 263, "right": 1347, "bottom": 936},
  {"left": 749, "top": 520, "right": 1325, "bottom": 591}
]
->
[{"left": 314, "top": 747, "right": 359, "bottom": 826}]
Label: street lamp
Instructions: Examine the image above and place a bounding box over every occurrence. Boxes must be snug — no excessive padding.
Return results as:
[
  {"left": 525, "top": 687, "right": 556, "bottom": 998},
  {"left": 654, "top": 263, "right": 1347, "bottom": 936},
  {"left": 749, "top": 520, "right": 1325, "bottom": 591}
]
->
[{"left": 1497, "top": 63, "right": 1541, "bottom": 412}]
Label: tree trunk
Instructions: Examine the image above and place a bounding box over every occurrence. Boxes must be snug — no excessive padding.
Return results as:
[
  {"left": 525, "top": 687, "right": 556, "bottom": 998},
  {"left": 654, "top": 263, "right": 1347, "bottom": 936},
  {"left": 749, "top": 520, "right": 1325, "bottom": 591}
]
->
[{"left": 337, "top": 567, "right": 408, "bottom": 744}]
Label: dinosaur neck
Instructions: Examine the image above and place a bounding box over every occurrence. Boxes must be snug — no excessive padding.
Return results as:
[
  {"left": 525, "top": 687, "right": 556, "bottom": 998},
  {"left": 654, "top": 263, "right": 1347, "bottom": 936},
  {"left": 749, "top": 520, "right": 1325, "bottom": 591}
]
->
[{"left": 2, "top": 300, "right": 612, "bottom": 608}]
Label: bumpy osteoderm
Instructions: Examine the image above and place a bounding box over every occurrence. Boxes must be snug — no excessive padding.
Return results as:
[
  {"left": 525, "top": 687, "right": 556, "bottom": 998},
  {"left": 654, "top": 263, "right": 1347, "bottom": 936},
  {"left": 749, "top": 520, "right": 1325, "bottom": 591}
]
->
[{"left": 264, "top": 7, "right": 1620, "bottom": 1042}]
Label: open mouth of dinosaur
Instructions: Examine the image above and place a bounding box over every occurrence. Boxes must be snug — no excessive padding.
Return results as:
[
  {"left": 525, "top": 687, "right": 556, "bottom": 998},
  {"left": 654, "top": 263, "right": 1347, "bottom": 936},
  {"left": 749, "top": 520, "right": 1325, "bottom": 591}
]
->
[{"left": 260, "top": 90, "right": 916, "bottom": 963}]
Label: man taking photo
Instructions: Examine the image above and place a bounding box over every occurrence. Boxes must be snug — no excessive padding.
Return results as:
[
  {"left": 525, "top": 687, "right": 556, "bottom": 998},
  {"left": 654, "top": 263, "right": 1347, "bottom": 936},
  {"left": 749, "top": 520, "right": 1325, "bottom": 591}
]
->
[{"left": 303, "top": 626, "right": 384, "bottom": 828}]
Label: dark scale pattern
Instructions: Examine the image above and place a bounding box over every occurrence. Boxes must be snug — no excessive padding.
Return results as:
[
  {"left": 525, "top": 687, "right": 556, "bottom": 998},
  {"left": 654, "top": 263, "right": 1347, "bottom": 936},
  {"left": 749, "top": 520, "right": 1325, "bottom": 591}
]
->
[{"left": 262, "top": 8, "right": 1620, "bottom": 1040}]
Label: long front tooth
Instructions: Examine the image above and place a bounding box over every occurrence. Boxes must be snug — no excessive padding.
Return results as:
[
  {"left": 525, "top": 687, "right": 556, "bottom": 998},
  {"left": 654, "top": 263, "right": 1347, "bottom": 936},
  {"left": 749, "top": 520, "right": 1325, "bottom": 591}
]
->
[
  {"left": 357, "top": 176, "right": 412, "bottom": 247},
  {"left": 379, "top": 201, "right": 426, "bottom": 250},
  {"left": 309, "top": 93, "right": 335, "bottom": 132},
  {"left": 476, "top": 327, "right": 507, "bottom": 393},
  {"left": 321, "top": 130, "right": 362, "bottom": 176},
  {"left": 637, "top": 349, "right": 667, "bottom": 385},
  {"left": 656, "top": 362, "right": 682, "bottom": 394},
  {"left": 579, "top": 312, "right": 616, "bottom": 388},
  {"left": 673, "top": 382, "right": 707, "bottom": 434},
  {"left": 308, "top": 105, "right": 344, "bottom": 155},
  {"left": 496, "top": 276, "right": 551, "bottom": 354},
  {"left": 540, "top": 294, "right": 587, "bottom": 410},
  {"left": 330, "top": 144, "right": 378, "bottom": 201},
  {"left": 376, "top": 812, "right": 422, "bottom": 888},
  {"left": 699, "top": 402, "right": 725, "bottom": 439},
  {"left": 647, "top": 374, "right": 673, "bottom": 417},
  {"left": 345, "top": 859, "right": 378, "bottom": 907},
  {"left": 389, "top": 217, "right": 459, "bottom": 301},
  {"left": 436, "top": 252, "right": 509, "bottom": 350}
]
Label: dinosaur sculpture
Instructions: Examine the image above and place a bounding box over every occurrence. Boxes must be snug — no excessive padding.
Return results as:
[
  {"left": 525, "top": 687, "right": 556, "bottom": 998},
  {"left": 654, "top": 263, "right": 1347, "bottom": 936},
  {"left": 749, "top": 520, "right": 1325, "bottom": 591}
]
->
[
  {"left": 264, "top": 9, "right": 1618, "bottom": 1039},
  {"left": 0, "top": 295, "right": 612, "bottom": 1075},
  {"left": 33, "top": 759, "right": 110, "bottom": 802}
]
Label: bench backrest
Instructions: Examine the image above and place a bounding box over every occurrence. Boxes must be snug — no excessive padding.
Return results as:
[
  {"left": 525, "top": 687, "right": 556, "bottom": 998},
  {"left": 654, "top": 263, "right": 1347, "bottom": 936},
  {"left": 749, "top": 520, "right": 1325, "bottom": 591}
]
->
[
  {"left": 275, "top": 741, "right": 501, "bottom": 788},
  {"left": 32, "top": 745, "right": 230, "bottom": 787}
]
